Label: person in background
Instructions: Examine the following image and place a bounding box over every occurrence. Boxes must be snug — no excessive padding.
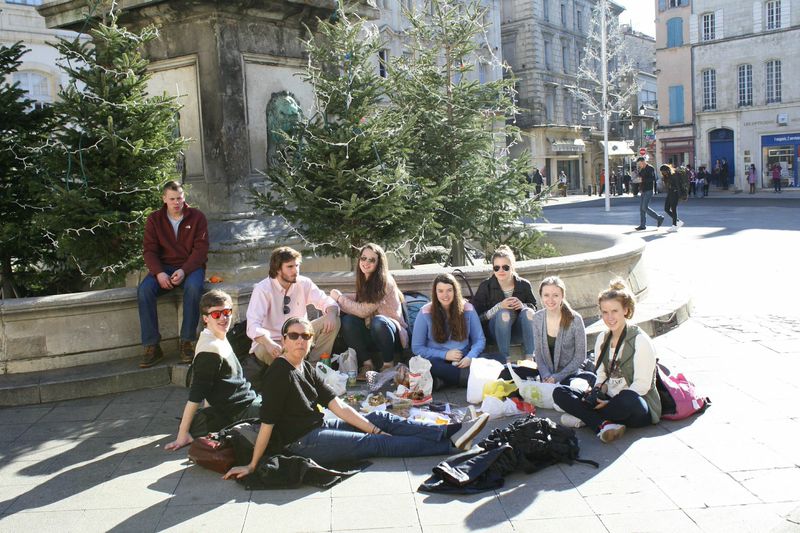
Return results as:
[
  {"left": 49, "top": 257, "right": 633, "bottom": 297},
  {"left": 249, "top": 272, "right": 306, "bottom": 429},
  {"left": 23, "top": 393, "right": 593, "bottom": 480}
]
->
[
  {"left": 772, "top": 163, "right": 783, "bottom": 193},
  {"left": 634, "top": 156, "right": 664, "bottom": 231},
  {"left": 747, "top": 164, "right": 757, "bottom": 194},
  {"left": 472, "top": 246, "right": 537, "bottom": 359},
  {"left": 660, "top": 164, "right": 684, "bottom": 232},
  {"left": 331, "top": 243, "right": 408, "bottom": 379},
  {"left": 552, "top": 279, "right": 661, "bottom": 443}
]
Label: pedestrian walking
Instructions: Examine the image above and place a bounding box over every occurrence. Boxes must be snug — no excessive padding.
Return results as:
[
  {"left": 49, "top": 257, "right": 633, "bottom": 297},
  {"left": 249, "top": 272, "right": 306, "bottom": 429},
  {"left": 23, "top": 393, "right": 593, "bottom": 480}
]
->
[
  {"left": 634, "top": 157, "right": 664, "bottom": 231},
  {"left": 747, "top": 164, "right": 757, "bottom": 194},
  {"left": 772, "top": 163, "right": 782, "bottom": 193},
  {"left": 660, "top": 165, "right": 684, "bottom": 232}
]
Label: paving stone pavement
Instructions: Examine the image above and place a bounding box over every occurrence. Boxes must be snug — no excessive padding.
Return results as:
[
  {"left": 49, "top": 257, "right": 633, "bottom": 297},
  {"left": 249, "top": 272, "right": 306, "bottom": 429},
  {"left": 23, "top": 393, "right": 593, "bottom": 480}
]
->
[{"left": 1, "top": 193, "right": 799, "bottom": 532}]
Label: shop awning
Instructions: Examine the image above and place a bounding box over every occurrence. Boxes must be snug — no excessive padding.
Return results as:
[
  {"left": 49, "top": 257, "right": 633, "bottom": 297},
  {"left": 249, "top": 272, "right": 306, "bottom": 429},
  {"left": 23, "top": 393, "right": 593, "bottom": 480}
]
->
[
  {"left": 599, "top": 141, "right": 635, "bottom": 157},
  {"left": 552, "top": 139, "right": 586, "bottom": 152}
]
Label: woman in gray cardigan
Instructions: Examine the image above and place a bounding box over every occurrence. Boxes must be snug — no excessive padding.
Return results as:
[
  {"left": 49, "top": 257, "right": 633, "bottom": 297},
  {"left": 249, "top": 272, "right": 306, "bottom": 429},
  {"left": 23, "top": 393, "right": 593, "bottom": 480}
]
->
[{"left": 532, "top": 276, "right": 595, "bottom": 386}]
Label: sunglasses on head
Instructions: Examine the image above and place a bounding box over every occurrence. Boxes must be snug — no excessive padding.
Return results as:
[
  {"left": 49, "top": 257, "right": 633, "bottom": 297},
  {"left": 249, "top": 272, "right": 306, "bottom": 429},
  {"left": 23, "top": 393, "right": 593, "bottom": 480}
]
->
[
  {"left": 359, "top": 256, "right": 377, "bottom": 264},
  {"left": 205, "top": 308, "right": 233, "bottom": 319},
  {"left": 283, "top": 295, "right": 291, "bottom": 314},
  {"left": 284, "top": 332, "right": 313, "bottom": 341},
  {"left": 493, "top": 264, "right": 511, "bottom": 272}
]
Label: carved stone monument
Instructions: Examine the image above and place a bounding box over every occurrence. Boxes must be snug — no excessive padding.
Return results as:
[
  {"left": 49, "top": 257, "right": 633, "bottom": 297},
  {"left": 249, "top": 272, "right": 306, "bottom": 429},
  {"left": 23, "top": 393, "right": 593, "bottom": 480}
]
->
[{"left": 38, "top": 0, "right": 376, "bottom": 279}]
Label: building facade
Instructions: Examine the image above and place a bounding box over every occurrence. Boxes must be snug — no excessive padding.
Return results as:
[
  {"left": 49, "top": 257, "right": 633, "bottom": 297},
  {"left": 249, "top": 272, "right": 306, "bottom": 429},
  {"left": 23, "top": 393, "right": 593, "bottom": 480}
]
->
[
  {"left": 0, "top": 0, "right": 77, "bottom": 108},
  {"left": 502, "top": 0, "right": 609, "bottom": 190},
  {"left": 691, "top": 0, "right": 799, "bottom": 190},
  {"left": 655, "top": 0, "right": 695, "bottom": 168}
]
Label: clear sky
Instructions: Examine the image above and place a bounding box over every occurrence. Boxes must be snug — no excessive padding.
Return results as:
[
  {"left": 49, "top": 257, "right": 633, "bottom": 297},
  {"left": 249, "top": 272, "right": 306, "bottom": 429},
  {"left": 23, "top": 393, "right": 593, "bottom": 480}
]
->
[{"left": 615, "top": 0, "right": 656, "bottom": 38}]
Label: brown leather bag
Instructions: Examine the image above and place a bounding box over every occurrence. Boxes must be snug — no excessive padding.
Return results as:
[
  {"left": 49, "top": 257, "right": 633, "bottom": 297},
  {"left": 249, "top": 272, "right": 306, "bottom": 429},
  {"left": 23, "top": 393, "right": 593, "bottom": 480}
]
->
[{"left": 187, "top": 435, "right": 235, "bottom": 474}]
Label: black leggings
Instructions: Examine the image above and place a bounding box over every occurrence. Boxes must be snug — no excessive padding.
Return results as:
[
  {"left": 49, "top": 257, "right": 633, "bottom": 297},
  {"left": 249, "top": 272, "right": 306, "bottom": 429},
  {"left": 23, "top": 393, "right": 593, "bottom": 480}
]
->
[{"left": 664, "top": 192, "right": 679, "bottom": 226}]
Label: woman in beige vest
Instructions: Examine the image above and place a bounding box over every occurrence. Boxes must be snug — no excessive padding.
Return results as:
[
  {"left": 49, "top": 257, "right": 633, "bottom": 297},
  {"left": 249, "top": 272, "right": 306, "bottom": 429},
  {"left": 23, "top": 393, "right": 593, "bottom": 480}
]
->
[{"left": 552, "top": 279, "right": 661, "bottom": 443}]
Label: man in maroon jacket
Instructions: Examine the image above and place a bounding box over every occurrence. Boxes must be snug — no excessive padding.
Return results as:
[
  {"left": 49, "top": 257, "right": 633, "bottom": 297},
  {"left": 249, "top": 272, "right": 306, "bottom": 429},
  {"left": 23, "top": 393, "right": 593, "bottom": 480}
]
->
[{"left": 137, "top": 181, "right": 209, "bottom": 368}]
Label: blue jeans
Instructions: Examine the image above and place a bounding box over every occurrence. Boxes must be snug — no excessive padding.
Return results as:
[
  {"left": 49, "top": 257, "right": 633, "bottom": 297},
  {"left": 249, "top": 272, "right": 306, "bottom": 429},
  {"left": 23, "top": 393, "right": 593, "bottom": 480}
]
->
[
  {"left": 487, "top": 308, "right": 535, "bottom": 357},
  {"left": 430, "top": 352, "right": 507, "bottom": 387},
  {"left": 137, "top": 266, "right": 205, "bottom": 346},
  {"left": 285, "top": 411, "right": 453, "bottom": 464},
  {"left": 639, "top": 189, "right": 661, "bottom": 227},
  {"left": 553, "top": 386, "right": 651, "bottom": 433},
  {"left": 341, "top": 313, "right": 401, "bottom": 368}
]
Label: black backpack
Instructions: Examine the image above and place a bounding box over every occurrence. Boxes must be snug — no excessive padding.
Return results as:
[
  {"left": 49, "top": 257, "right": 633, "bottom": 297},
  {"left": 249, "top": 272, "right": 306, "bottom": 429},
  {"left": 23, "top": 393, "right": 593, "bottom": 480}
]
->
[{"left": 479, "top": 415, "right": 598, "bottom": 475}]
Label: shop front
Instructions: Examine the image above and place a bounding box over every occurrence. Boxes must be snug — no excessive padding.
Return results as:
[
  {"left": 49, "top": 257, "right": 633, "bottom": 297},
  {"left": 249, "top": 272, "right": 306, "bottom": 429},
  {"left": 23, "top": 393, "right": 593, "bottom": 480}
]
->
[
  {"left": 761, "top": 133, "right": 800, "bottom": 188},
  {"left": 549, "top": 138, "right": 585, "bottom": 190}
]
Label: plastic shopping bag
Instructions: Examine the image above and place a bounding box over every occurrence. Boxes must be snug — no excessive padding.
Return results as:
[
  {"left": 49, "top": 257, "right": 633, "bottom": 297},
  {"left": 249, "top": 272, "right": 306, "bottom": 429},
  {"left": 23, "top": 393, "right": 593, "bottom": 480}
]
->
[
  {"left": 333, "top": 348, "right": 358, "bottom": 374},
  {"left": 466, "top": 358, "right": 504, "bottom": 404},
  {"left": 315, "top": 362, "right": 348, "bottom": 396},
  {"left": 482, "top": 379, "right": 518, "bottom": 400},
  {"left": 408, "top": 356, "right": 434, "bottom": 396},
  {"left": 479, "top": 396, "right": 524, "bottom": 419},
  {"left": 505, "top": 363, "right": 557, "bottom": 409}
]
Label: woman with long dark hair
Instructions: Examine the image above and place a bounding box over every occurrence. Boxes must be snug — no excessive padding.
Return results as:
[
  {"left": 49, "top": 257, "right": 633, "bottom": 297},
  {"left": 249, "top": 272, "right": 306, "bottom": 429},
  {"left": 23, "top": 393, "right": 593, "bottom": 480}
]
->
[
  {"left": 412, "top": 273, "right": 503, "bottom": 388},
  {"left": 330, "top": 243, "right": 408, "bottom": 377}
]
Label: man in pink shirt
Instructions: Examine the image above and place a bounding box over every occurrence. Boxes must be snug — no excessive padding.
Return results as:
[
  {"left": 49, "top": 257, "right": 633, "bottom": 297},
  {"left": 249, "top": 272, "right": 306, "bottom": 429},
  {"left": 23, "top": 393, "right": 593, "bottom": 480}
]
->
[{"left": 246, "top": 247, "right": 340, "bottom": 364}]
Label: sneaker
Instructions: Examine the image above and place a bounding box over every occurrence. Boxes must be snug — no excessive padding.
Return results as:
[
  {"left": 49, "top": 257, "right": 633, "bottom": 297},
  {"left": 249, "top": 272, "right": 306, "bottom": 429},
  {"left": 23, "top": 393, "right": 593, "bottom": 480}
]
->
[
  {"left": 180, "top": 341, "right": 195, "bottom": 364},
  {"left": 666, "top": 225, "right": 676, "bottom": 233},
  {"left": 597, "top": 421, "right": 626, "bottom": 443},
  {"left": 560, "top": 413, "right": 585, "bottom": 428},
  {"left": 451, "top": 412, "right": 490, "bottom": 450},
  {"left": 634, "top": 226, "right": 646, "bottom": 231},
  {"left": 677, "top": 219, "right": 684, "bottom": 228},
  {"left": 657, "top": 216, "right": 665, "bottom": 228},
  {"left": 140, "top": 344, "right": 164, "bottom": 368}
]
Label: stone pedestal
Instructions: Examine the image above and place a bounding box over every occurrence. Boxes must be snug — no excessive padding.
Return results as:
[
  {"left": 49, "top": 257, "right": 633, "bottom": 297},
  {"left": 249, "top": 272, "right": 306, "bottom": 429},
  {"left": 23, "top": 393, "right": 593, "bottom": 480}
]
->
[{"left": 39, "top": 0, "right": 376, "bottom": 281}]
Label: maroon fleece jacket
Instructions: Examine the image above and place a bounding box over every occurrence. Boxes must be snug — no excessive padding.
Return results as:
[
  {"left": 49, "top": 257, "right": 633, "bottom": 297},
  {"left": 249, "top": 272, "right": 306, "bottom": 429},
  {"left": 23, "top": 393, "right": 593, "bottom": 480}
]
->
[{"left": 143, "top": 203, "right": 209, "bottom": 276}]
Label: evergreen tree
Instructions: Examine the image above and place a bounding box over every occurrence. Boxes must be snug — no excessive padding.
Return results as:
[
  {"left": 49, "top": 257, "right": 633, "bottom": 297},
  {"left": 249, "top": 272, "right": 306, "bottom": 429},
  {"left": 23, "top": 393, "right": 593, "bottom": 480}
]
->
[
  {"left": 388, "top": 0, "right": 545, "bottom": 265},
  {"left": 0, "top": 42, "right": 53, "bottom": 298},
  {"left": 252, "top": 5, "right": 439, "bottom": 260},
  {"left": 41, "top": 6, "right": 185, "bottom": 291}
]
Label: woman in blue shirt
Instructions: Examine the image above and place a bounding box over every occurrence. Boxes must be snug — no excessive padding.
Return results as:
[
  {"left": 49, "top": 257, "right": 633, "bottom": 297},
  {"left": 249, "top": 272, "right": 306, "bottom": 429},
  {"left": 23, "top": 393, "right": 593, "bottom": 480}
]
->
[{"left": 412, "top": 273, "right": 503, "bottom": 388}]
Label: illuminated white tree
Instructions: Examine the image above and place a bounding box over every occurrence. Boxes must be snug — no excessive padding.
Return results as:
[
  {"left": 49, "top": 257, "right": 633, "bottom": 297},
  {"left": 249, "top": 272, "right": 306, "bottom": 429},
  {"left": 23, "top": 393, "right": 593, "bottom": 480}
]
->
[{"left": 570, "top": 0, "right": 638, "bottom": 212}]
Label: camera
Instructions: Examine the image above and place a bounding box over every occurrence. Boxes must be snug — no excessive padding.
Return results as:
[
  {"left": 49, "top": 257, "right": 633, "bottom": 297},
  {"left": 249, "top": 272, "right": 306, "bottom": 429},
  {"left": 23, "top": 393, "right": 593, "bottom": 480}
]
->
[{"left": 582, "top": 388, "right": 609, "bottom": 407}]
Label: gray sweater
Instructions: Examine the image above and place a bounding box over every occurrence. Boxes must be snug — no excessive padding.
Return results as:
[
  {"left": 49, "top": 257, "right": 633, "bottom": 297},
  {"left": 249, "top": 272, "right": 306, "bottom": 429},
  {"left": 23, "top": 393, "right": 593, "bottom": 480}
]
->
[{"left": 532, "top": 308, "right": 587, "bottom": 382}]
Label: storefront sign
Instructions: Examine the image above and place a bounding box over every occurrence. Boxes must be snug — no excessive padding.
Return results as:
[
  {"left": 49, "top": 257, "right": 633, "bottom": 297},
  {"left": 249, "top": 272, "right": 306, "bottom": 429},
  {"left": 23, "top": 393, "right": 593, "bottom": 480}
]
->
[{"left": 762, "top": 133, "right": 800, "bottom": 145}]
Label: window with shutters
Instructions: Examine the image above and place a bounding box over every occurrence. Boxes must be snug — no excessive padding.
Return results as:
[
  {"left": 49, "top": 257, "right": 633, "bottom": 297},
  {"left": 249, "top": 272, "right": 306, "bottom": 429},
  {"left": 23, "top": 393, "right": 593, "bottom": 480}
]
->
[
  {"left": 13, "top": 71, "right": 52, "bottom": 110},
  {"left": 576, "top": 10, "right": 583, "bottom": 31},
  {"left": 544, "top": 38, "right": 552, "bottom": 70},
  {"left": 668, "top": 85, "right": 684, "bottom": 124},
  {"left": 702, "top": 12, "right": 715, "bottom": 41},
  {"left": 766, "top": 60, "right": 781, "bottom": 103},
  {"left": 766, "top": 1, "right": 781, "bottom": 30},
  {"left": 561, "top": 42, "right": 569, "bottom": 72},
  {"left": 738, "top": 64, "right": 753, "bottom": 107},
  {"left": 561, "top": 3, "right": 567, "bottom": 26},
  {"left": 667, "top": 18, "right": 683, "bottom": 47},
  {"left": 702, "top": 69, "right": 716, "bottom": 110},
  {"left": 543, "top": 0, "right": 550, "bottom": 22}
]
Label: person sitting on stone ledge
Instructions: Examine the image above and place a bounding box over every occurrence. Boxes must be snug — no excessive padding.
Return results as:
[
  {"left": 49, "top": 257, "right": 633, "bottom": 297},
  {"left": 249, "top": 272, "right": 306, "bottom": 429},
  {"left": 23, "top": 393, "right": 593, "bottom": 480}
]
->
[
  {"left": 412, "top": 273, "right": 505, "bottom": 389},
  {"left": 222, "top": 317, "right": 489, "bottom": 478},
  {"left": 553, "top": 279, "right": 661, "bottom": 443},
  {"left": 472, "top": 245, "right": 537, "bottom": 360},
  {"left": 165, "top": 290, "right": 260, "bottom": 451},
  {"left": 329, "top": 243, "right": 409, "bottom": 380},
  {"left": 532, "top": 276, "right": 594, "bottom": 389},
  {"left": 137, "top": 180, "right": 209, "bottom": 368},
  {"left": 246, "top": 246, "right": 340, "bottom": 366}
]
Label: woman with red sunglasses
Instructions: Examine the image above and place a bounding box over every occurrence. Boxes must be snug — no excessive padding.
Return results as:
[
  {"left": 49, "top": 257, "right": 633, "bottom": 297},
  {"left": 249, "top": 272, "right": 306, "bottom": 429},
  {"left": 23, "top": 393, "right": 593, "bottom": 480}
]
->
[
  {"left": 165, "top": 289, "right": 261, "bottom": 452},
  {"left": 472, "top": 245, "right": 538, "bottom": 358}
]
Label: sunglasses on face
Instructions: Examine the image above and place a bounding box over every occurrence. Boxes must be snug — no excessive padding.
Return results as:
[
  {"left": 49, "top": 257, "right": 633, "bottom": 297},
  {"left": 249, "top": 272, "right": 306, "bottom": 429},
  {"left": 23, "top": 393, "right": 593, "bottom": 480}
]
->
[
  {"left": 284, "top": 332, "right": 313, "bottom": 341},
  {"left": 493, "top": 265, "right": 511, "bottom": 272},
  {"left": 359, "top": 256, "right": 377, "bottom": 264},
  {"left": 283, "top": 295, "right": 291, "bottom": 314},
  {"left": 205, "top": 308, "right": 233, "bottom": 319}
]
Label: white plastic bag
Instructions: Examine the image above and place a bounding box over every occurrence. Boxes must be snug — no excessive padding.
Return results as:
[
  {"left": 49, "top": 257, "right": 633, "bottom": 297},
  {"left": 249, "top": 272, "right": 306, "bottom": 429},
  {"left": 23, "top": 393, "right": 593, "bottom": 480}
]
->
[
  {"left": 315, "top": 362, "right": 348, "bottom": 396},
  {"left": 479, "top": 396, "right": 522, "bottom": 419},
  {"left": 505, "top": 363, "right": 557, "bottom": 409},
  {"left": 333, "top": 348, "right": 358, "bottom": 374},
  {"left": 466, "top": 358, "right": 504, "bottom": 404},
  {"left": 408, "top": 356, "right": 433, "bottom": 396}
]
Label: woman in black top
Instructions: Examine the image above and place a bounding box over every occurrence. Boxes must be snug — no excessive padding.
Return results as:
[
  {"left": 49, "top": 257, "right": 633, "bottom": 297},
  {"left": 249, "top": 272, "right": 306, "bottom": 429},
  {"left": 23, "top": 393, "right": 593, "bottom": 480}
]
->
[
  {"left": 165, "top": 290, "right": 260, "bottom": 451},
  {"left": 223, "top": 318, "right": 488, "bottom": 478},
  {"left": 471, "top": 245, "right": 537, "bottom": 358}
]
